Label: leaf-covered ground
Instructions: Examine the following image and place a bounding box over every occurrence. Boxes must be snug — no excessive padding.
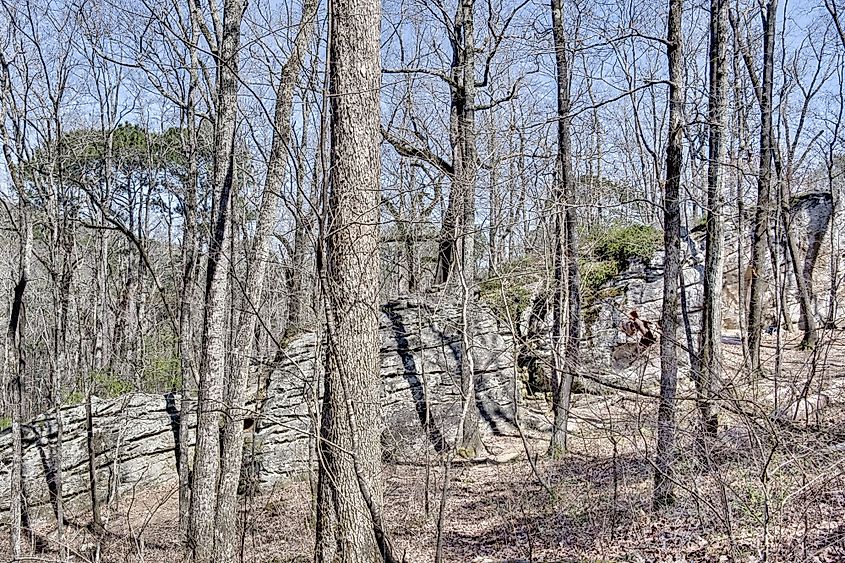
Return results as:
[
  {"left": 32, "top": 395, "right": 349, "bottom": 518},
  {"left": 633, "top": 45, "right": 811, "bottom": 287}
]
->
[{"left": 5, "top": 330, "right": 845, "bottom": 562}]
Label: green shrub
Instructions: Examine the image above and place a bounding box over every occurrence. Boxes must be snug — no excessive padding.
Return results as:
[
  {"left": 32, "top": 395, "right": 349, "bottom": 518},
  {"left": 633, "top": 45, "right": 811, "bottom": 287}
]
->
[
  {"left": 141, "top": 330, "right": 181, "bottom": 392},
  {"left": 93, "top": 371, "right": 134, "bottom": 398},
  {"left": 0, "top": 417, "right": 11, "bottom": 431},
  {"left": 479, "top": 255, "right": 543, "bottom": 317},
  {"left": 592, "top": 224, "right": 661, "bottom": 266},
  {"left": 64, "top": 390, "right": 85, "bottom": 405},
  {"left": 580, "top": 224, "right": 661, "bottom": 304},
  {"left": 580, "top": 260, "right": 619, "bottom": 294}
]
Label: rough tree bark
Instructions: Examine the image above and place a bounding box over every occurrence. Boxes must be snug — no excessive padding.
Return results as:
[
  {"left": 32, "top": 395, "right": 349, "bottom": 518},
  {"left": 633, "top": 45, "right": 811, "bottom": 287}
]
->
[
  {"left": 188, "top": 0, "right": 245, "bottom": 558},
  {"left": 5, "top": 206, "right": 31, "bottom": 559},
  {"left": 214, "top": 3, "right": 317, "bottom": 559},
  {"left": 654, "top": 0, "right": 684, "bottom": 508},
  {"left": 0, "top": 52, "right": 29, "bottom": 559},
  {"left": 697, "top": 0, "right": 728, "bottom": 443},
  {"left": 177, "top": 12, "right": 201, "bottom": 540},
  {"left": 285, "top": 75, "right": 315, "bottom": 337},
  {"left": 747, "top": 0, "right": 778, "bottom": 375},
  {"left": 548, "top": 0, "right": 582, "bottom": 457},
  {"left": 451, "top": 0, "right": 483, "bottom": 457},
  {"left": 315, "top": 0, "right": 396, "bottom": 559},
  {"left": 434, "top": 0, "right": 478, "bottom": 291}
]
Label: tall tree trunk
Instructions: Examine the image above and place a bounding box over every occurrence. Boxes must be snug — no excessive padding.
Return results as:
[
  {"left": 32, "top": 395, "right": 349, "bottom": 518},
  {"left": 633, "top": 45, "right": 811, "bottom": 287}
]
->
[
  {"left": 697, "top": 0, "right": 728, "bottom": 443},
  {"left": 434, "top": 0, "right": 478, "bottom": 292},
  {"left": 747, "top": 0, "right": 778, "bottom": 375},
  {"left": 453, "top": 0, "right": 483, "bottom": 456},
  {"left": 654, "top": 0, "right": 684, "bottom": 508},
  {"left": 214, "top": 4, "right": 317, "bottom": 559},
  {"left": 315, "top": 0, "right": 395, "bottom": 559},
  {"left": 189, "top": 0, "right": 245, "bottom": 558},
  {"left": 286, "top": 56, "right": 318, "bottom": 337},
  {"left": 6, "top": 206, "right": 31, "bottom": 559},
  {"left": 46, "top": 159, "right": 70, "bottom": 560},
  {"left": 177, "top": 19, "right": 201, "bottom": 539},
  {"left": 548, "top": 0, "right": 581, "bottom": 458}
]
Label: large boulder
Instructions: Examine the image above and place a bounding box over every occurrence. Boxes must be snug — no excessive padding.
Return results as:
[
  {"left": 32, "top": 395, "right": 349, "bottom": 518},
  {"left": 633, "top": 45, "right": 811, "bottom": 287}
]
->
[
  {"left": 582, "top": 230, "right": 704, "bottom": 386},
  {"left": 786, "top": 192, "right": 836, "bottom": 327},
  {"left": 253, "top": 297, "right": 520, "bottom": 485},
  {"left": 581, "top": 192, "right": 841, "bottom": 384}
]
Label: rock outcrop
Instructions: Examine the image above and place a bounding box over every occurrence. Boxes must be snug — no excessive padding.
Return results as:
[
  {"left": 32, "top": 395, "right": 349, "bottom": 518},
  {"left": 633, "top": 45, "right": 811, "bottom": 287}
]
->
[
  {"left": 581, "top": 230, "right": 704, "bottom": 386},
  {"left": 3, "top": 193, "right": 837, "bottom": 519},
  {"left": 787, "top": 192, "right": 836, "bottom": 327},
  {"left": 0, "top": 298, "right": 519, "bottom": 517},
  {"left": 0, "top": 393, "right": 185, "bottom": 519},
  {"left": 253, "top": 298, "right": 519, "bottom": 487},
  {"left": 580, "top": 191, "right": 840, "bottom": 385}
]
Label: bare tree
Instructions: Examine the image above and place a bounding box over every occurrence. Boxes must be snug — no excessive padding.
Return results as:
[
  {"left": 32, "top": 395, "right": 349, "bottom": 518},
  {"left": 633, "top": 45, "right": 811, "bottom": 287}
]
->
[
  {"left": 177, "top": 6, "right": 202, "bottom": 541},
  {"left": 548, "top": 0, "right": 582, "bottom": 457},
  {"left": 381, "top": 0, "right": 527, "bottom": 457},
  {"left": 696, "top": 0, "right": 729, "bottom": 443},
  {"left": 188, "top": 0, "right": 246, "bottom": 559},
  {"left": 214, "top": 2, "right": 317, "bottom": 558},
  {"left": 315, "top": 0, "right": 397, "bottom": 559},
  {"left": 746, "top": 0, "right": 778, "bottom": 375},
  {"left": 654, "top": 0, "right": 685, "bottom": 508},
  {"left": 0, "top": 52, "right": 32, "bottom": 554}
]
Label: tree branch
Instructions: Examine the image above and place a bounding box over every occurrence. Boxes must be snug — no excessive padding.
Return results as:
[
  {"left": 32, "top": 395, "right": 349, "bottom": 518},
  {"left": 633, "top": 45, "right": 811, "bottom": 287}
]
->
[{"left": 381, "top": 126, "right": 454, "bottom": 175}]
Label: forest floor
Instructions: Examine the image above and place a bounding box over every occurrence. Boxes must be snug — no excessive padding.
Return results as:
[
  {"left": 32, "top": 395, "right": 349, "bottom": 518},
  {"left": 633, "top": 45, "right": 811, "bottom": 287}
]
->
[{"left": 5, "top": 328, "right": 845, "bottom": 562}]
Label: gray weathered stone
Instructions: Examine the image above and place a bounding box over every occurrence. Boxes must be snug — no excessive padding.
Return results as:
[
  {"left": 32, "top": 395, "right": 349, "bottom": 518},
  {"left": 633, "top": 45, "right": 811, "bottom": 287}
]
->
[
  {"left": 0, "top": 298, "right": 519, "bottom": 517},
  {"left": 0, "top": 393, "right": 186, "bottom": 519}
]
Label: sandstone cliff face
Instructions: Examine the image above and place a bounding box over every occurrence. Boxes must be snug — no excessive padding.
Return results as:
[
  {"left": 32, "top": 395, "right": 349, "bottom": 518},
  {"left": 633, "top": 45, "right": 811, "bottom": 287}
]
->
[
  {"left": 583, "top": 239, "right": 703, "bottom": 379},
  {"left": 0, "top": 299, "right": 519, "bottom": 517},
  {"left": 787, "top": 192, "right": 836, "bottom": 326},
  {"left": 252, "top": 298, "right": 518, "bottom": 487},
  {"left": 0, "top": 394, "right": 186, "bottom": 519}
]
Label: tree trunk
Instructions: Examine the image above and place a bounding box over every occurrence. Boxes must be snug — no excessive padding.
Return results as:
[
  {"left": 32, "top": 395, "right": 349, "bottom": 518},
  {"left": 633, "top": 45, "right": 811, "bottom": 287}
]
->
[
  {"left": 214, "top": 4, "right": 316, "bottom": 559},
  {"left": 189, "top": 0, "right": 245, "bottom": 558},
  {"left": 548, "top": 0, "right": 582, "bottom": 458},
  {"left": 434, "top": 0, "right": 478, "bottom": 294},
  {"left": 747, "top": 0, "right": 778, "bottom": 375},
  {"left": 6, "top": 206, "right": 31, "bottom": 559},
  {"left": 315, "top": 0, "right": 394, "bottom": 559},
  {"left": 0, "top": 57, "right": 31, "bottom": 557},
  {"left": 286, "top": 61, "right": 317, "bottom": 337},
  {"left": 177, "top": 20, "right": 200, "bottom": 539},
  {"left": 453, "top": 0, "right": 483, "bottom": 456},
  {"left": 697, "top": 0, "right": 728, "bottom": 443},
  {"left": 654, "top": 0, "right": 684, "bottom": 509}
]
